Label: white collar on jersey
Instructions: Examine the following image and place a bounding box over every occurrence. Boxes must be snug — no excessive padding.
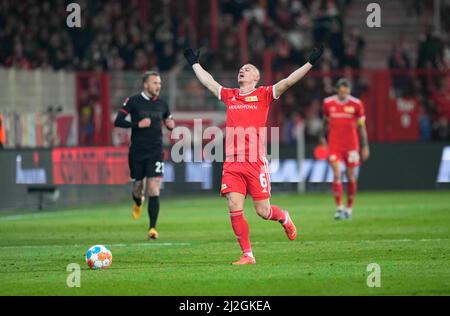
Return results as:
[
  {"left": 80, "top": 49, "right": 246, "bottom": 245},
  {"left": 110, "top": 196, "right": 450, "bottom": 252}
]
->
[
  {"left": 141, "top": 91, "right": 158, "bottom": 101},
  {"left": 335, "top": 95, "right": 350, "bottom": 104}
]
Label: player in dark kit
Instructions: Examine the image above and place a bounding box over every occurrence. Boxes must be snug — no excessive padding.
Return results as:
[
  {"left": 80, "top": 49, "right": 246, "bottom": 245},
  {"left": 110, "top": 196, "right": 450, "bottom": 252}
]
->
[{"left": 114, "top": 71, "right": 175, "bottom": 240}]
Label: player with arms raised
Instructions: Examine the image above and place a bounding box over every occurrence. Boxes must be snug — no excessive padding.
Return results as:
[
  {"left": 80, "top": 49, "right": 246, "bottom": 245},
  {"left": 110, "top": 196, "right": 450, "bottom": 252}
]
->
[
  {"left": 184, "top": 46, "right": 323, "bottom": 265},
  {"left": 319, "top": 79, "right": 370, "bottom": 220}
]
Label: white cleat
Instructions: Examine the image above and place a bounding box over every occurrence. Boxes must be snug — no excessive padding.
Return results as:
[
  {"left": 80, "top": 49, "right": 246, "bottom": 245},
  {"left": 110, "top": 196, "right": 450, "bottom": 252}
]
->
[
  {"left": 344, "top": 208, "right": 353, "bottom": 220},
  {"left": 334, "top": 208, "right": 345, "bottom": 220}
]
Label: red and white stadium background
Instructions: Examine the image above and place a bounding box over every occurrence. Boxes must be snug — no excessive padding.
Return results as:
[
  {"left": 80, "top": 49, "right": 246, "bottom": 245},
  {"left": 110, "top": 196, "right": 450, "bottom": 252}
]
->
[{"left": 0, "top": 68, "right": 448, "bottom": 149}]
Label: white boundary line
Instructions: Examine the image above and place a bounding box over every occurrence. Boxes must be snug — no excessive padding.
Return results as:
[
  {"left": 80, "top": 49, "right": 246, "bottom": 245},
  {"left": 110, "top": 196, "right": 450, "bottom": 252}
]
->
[
  {"left": 0, "top": 239, "right": 448, "bottom": 250},
  {"left": 253, "top": 238, "right": 450, "bottom": 244},
  {"left": 0, "top": 210, "right": 95, "bottom": 222},
  {"left": 0, "top": 242, "right": 191, "bottom": 250}
]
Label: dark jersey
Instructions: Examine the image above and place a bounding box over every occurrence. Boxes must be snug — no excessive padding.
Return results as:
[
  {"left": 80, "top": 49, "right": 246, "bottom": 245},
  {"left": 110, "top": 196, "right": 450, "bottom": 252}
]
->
[{"left": 114, "top": 92, "right": 171, "bottom": 156}]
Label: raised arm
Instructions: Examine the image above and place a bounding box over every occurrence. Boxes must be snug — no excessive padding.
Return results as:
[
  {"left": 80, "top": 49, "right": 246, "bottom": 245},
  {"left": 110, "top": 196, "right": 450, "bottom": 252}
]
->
[
  {"left": 274, "top": 45, "right": 324, "bottom": 98},
  {"left": 184, "top": 48, "right": 222, "bottom": 98}
]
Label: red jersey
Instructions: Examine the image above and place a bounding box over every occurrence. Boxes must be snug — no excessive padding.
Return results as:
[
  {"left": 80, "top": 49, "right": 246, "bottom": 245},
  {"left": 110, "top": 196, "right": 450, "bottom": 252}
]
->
[
  {"left": 323, "top": 95, "right": 366, "bottom": 151},
  {"left": 219, "top": 85, "right": 278, "bottom": 161}
]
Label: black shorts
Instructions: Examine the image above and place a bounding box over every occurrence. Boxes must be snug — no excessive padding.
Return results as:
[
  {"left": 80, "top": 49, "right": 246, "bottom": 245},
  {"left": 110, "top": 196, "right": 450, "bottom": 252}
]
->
[{"left": 128, "top": 151, "right": 164, "bottom": 181}]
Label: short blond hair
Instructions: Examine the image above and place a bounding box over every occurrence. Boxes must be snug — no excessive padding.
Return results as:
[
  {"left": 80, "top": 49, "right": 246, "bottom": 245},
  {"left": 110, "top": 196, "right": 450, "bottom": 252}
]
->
[{"left": 142, "top": 71, "right": 160, "bottom": 84}]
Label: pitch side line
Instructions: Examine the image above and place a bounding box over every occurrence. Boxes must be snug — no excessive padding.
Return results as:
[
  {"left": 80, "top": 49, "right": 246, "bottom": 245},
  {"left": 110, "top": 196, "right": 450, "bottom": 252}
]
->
[
  {"left": 0, "top": 210, "right": 96, "bottom": 221},
  {"left": 253, "top": 238, "right": 450, "bottom": 244},
  {"left": 0, "top": 242, "right": 191, "bottom": 250},
  {"left": 0, "top": 239, "right": 448, "bottom": 250}
]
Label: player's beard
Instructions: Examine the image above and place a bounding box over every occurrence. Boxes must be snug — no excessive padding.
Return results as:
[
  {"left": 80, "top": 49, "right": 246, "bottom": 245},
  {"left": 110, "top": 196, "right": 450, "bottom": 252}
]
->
[{"left": 147, "top": 89, "right": 160, "bottom": 98}]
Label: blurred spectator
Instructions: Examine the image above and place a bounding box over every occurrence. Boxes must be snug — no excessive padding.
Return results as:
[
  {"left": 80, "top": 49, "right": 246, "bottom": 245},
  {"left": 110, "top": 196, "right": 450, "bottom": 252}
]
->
[
  {"left": 389, "top": 44, "right": 413, "bottom": 96},
  {"left": 304, "top": 99, "right": 322, "bottom": 141},
  {"left": 433, "top": 117, "right": 449, "bottom": 141},
  {"left": 79, "top": 104, "right": 94, "bottom": 146},
  {"left": 344, "top": 28, "right": 365, "bottom": 65},
  {"left": 418, "top": 105, "right": 432, "bottom": 141},
  {"left": 282, "top": 112, "right": 303, "bottom": 145},
  {"left": 389, "top": 45, "right": 411, "bottom": 70},
  {"left": 403, "top": 0, "right": 424, "bottom": 16},
  {"left": 417, "top": 32, "right": 444, "bottom": 69}
]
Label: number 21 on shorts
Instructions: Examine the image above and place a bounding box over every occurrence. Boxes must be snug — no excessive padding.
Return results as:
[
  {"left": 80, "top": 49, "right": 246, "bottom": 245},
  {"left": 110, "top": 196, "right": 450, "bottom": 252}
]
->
[{"left": 155, "top": 161, "right": 164, "bottom": 174}]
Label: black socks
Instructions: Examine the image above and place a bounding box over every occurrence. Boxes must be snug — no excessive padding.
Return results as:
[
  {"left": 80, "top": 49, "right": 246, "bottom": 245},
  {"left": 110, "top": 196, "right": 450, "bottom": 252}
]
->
[
  {"left": 132, "top": 194, "right": 142, "bottom": 206},
  {"left": 148, "top": 196, "right": 160, "bottom": 229}
]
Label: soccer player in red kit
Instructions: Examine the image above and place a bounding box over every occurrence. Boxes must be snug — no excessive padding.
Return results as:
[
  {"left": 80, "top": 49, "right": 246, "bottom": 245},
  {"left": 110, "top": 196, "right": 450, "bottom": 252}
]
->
[
  {"left": 184, "top": 46, "right": 324, "bottom": 265},
  {"left": 319, "top": 79, "right": 370, "bottom": 220}
]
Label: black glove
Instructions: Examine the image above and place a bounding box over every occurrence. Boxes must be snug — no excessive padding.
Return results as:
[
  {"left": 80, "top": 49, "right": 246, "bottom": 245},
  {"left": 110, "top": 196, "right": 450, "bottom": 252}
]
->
[
  {"left": 308, "top": 45, "right": 324, "bottom": 66},
  {"left": 183, "top": 48, "right": 200, "bottom": 66}
]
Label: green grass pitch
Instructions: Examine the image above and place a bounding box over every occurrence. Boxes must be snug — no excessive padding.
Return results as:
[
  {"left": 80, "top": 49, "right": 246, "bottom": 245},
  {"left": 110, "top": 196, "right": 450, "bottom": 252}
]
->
[{"left": 0, "top": 191, "right": 449, "bottom": 296}]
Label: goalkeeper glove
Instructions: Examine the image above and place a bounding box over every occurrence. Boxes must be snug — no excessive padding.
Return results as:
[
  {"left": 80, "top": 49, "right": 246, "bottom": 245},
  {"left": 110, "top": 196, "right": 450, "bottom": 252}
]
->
[
  {"left": 308, "top": 45, "right": 324, "bottom": 66},
  {"left": 183, "top": 48, "right": 200, "bottom": 66}
]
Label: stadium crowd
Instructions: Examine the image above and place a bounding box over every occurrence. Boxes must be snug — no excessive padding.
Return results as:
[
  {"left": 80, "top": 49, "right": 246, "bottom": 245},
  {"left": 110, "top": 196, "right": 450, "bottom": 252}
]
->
[
  {"left": 1, "top": 0, "right": 447, "bottom": 72},
  {"left": 0, "top": 0, "right": 359, "bottom": 72}
]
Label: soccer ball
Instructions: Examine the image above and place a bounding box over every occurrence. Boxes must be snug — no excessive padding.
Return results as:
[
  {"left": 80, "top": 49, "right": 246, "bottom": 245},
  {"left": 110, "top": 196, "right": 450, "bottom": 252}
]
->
[{"left": 85, "top": 245, "right": 112, "bottom": 270}]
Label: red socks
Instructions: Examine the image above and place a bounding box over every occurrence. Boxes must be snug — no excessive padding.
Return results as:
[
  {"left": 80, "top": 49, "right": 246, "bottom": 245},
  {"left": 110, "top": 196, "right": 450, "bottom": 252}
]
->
[
  {"left": 333, "top": 181, "right": 357, "bottom": 208},
  {"left": 266, "top": 205, "right": 287, "bottom": 224},
  {"left": 332, "top": 181, "right": 343, "bottom": 208},
  {"left": 229, "top": 206, "right": 288, "bottom": 256},
  {"left": 230, "top": 210, "right": 252, "bottom": 255},
  {"left": 347, "top": 181, "right": 357, "bottom": 208}
]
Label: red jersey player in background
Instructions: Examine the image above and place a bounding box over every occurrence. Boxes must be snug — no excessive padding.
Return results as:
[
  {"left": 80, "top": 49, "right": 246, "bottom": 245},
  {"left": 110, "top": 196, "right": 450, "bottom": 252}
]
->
[
  {"left": 319, "top": 79, "right": 370, "bottom": 220},
  {"left": 184, "top": 45, "right": 324, "bottom": 265}
]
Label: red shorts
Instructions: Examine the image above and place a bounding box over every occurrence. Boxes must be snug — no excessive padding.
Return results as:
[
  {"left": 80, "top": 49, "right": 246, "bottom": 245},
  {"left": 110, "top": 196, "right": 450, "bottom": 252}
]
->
[
  {"left": 221, "top": 156, "right": 271, "bottom": 201},
  {"left": 328, "top": 148, "right": 361, "bottom": 167}
]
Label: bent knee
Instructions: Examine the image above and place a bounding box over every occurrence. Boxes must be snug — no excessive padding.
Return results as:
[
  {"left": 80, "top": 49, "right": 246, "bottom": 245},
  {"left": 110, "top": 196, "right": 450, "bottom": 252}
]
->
[
  {"left": 254, "top": 204, "right": 271, "bottom": 219},
  {"left": 132, "top": 181, "right": 144, "bottom": 196}
]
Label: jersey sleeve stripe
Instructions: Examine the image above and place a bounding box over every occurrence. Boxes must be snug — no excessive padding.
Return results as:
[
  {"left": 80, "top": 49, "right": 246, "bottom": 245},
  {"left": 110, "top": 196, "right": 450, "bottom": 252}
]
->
[
  {"left": 273, "top": 85, "right": 280, "bottom": 100},
  {"left": 348, "top": 95, "right": 362, "bottom": 104},
  {"left": 218, "top": 86, "right": 223, "bottom": 101},
  {"left": 120, "top": 108, "right": 129, "bottom": 115}
]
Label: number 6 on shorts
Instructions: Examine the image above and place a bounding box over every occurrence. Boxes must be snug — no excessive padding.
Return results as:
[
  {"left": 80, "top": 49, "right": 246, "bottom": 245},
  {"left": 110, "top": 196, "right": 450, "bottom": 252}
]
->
[{"left": 260, "top": 173, "right": 268, "bottom": 189}]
